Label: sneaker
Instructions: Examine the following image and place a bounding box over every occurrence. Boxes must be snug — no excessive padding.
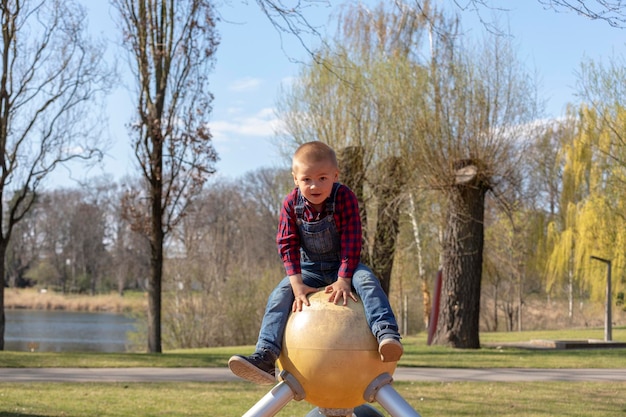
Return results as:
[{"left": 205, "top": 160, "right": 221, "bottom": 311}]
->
[
  {"left": 378, "top": 337, "right": 403, "bottom": 362},
  {"left": 228, "top": 349, "right": 277, "bottom": 385}
]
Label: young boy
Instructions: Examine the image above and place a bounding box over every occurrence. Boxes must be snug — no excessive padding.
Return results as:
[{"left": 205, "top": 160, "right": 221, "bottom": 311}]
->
[{"left": 228, "top": 141, "right": 402, "bottom": 385}]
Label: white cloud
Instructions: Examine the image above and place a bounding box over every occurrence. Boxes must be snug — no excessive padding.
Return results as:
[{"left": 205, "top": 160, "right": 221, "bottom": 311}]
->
[
  {"left": 226, "top": 106, "right": 244, "bottom": 115},
  {"left": 229, "top": 77, "right": 262, "bottom": 92},
  {"left": 209, "top": 107, "right": 285, "bottom": 142}
]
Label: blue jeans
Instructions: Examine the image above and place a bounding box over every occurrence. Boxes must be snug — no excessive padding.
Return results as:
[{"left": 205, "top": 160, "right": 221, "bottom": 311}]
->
[{"left": 256, "top": 261, "right": 399, "bottom": 357}]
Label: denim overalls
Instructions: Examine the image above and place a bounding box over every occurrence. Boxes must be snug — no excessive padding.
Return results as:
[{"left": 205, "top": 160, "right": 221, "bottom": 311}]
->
[{"left": 256, "top": 183, "right": 400, "bottom": 358}]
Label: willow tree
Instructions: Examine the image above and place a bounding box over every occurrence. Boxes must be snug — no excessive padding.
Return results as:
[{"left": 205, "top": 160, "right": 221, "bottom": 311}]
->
[
  {"left": 546, "top": 101, "right": 626, "bottom": 312},
  {"left": 485, "top": 116, "right": 578, "bottom": 331},
  {"left": 574, "top": 57, "right": 626, "bottom": 300},
  {"left": 0, "top": 0, "right": 111, "bottom": 349},
  {"left": 276, "top": 2, "right": 431, "bottom": 298},
  {"left": 112, "top": 0, "right": 219, "bottom": 353},
  {"left": 546, "top": 53, "right": 626, "bottom": 313},
  {"left": 409, "top": 11, "right": 538, "bottom": 348},
  {"left": 278, "top": 2, "right": 538, "bottom": 348},
  {"left": 544, "top": 108, "right": 591, "bottom": 316}
]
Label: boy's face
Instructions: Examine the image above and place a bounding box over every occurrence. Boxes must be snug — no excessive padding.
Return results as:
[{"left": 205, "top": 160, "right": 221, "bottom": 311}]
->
[{"left": 292, "top": 159, "right": 339, "bottom": 208}]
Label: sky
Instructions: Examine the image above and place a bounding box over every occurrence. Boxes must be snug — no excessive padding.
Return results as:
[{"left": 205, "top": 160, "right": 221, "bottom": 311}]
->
[{"left": 50, "top": 0, "right": 626, "bottom": 187}]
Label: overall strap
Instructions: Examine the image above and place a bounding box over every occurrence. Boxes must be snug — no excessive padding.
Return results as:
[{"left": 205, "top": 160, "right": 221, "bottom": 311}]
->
[
  {"left": 295, "top": 183, "right": 342, "bottom": 224},
  {"left": 324, "top": 183, "right": 341, "bottom": 220},
  {"left": 295, "top": 189, "right": 306, "bottom": 224}
]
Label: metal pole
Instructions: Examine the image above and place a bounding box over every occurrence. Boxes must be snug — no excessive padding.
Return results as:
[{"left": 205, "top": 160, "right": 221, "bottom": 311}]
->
[
  {"left": 590, "top": 256, "right": 612, "bottom": 342},
  {"left": 363, "top": 374, "right": 421, "bottom": 417},
  {"left": 242, "top": 381, "right": 295, "bottom": 417},
  {"left": 606, "top": 261, "right": 612, "bottom": 341},
  {"left": 375, "top": 384, "right": 422, "bottom": 417}
]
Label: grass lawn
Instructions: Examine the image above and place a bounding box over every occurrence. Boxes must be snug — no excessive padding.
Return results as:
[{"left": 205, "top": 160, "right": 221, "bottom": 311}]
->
[
  {"left": 1, "top": 327, "right": 625, "bottom": 369},
  {"left": 0, "top": 327, "right": 625, "bottom": 416},
  {"left": 0, "top": 381, "right": 624, "bottom": 416}
]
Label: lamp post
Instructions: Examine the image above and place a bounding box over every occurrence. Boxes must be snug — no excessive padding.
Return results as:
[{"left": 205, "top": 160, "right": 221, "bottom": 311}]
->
[{"left": 590, "top": 256, "right": 612, "bottom": 342}]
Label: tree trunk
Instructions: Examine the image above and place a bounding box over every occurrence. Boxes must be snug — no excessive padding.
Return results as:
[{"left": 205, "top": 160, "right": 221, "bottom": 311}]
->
[
  {"left": 371, "top": 157, "right": 404, "bottom": 295},
  {"left": 433, "top": 162, "right": 487, "bottom": 348},
  {"left": 408, "top": 193, "right": 431, "bottom": 329},
  {"left": 147, "top": 139, "right": 164, "bottom": 353},
  {"left": 0, "top": 246, "right": 5, "bottom": 350},
  {"left": 567, "top": 269, "right": 574, "bottom": 319},
  {"left": 493, "top": 281, "right": 498, "bottom": 331},
  {"left": 337, "top": 146, "right": 368, "bottom": 264},
  {"left": 148, "top": 233, "right": 163, "bottom": 353}
]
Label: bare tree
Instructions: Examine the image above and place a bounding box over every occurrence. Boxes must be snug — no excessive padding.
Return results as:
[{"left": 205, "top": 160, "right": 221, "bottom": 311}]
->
[
  {"left": 5, "top": 192, "right": 41, "bottom": 288},
  {"left": 112, "top": 0, "right": 219, "bottom": 353},
  {"left": 416, "top": 10, "right": 539, "bottom": 348},
  {"left": 538, "top": 0, "right": 626, "bottom": 27},
  {"left": 254, "top": 0, "right": 331, "bottom": 61},
  {"left": 433, "top": 0, "right": 626, "bottom": 28},
  {"left": 163, "top": 172, "right": 287, "bottom": 349},
  {"left": 27, "top": 190, "right": 74, "bottom": 292},
  {"left": 106, "top": 177, "right": 151, "bottom": 295},
  {"left": 0, "top": 0, "right": 112, "bottom": 349}
]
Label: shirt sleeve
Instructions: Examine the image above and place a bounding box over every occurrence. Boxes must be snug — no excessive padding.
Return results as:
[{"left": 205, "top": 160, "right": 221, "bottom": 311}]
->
[
  {"left": 276, "top": 188, "right": 301, "bottom": 276},
  {"left": 335, "top": 185, "right": 362, "bottom": 279}
]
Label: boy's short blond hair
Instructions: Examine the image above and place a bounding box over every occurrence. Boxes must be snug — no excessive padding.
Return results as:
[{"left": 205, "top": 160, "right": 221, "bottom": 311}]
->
[{"left": 292, "top": 141, "right": 338, "bottom": 172}]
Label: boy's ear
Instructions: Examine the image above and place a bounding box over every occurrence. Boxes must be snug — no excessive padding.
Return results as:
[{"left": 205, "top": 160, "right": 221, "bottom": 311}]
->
[{"left": 292, "top": 172, "right": 298, "bottom": 186}]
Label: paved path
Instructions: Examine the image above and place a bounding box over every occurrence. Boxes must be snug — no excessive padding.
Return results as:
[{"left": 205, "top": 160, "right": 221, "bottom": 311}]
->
[{"left": 1, "top": 367, "right": 625, "bottom": 383}]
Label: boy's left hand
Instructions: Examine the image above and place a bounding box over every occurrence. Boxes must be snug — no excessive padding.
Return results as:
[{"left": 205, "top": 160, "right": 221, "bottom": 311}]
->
[{"left": 325, "top": 277, "right": 357, "bottom": 306}]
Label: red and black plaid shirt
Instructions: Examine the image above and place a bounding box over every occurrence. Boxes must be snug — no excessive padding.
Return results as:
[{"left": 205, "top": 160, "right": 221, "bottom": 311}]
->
[{"left": 277, "top": 183, "right": 362, "bottom": 279}]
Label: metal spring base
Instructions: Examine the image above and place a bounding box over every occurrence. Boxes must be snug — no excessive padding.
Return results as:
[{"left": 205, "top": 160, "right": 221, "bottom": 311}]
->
[{"left": 242, "top": 372, "right": 422, "bottom": 417}]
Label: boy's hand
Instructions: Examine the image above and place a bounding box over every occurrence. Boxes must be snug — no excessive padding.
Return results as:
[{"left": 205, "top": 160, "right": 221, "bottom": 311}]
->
[
  {"left": 289, "top": 275, "right": 319, "bottom": 312},
  {"left": 325, "top": 277, "right": 357, "bottom": 306}
]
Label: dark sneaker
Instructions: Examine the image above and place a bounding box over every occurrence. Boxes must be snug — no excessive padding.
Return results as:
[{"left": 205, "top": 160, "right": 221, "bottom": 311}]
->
[
  {"left": 228, "top": 349, "right": 277, "bottom": 385},
  {"left": 378, "top": 337, "right": 403, "bottom": 362}
]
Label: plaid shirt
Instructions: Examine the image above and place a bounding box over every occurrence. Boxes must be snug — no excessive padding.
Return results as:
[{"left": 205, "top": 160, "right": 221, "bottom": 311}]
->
[{"left": 277, "top": 183, "right": 362, "bottom": 279}]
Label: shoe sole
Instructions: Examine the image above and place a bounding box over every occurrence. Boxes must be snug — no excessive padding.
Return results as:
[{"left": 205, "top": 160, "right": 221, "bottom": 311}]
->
[
  {"left": 379, "top": 339, "right": 403, "bottom": 362},
  {"left": 228, "top": 356, "right": 276, "bottom": 385}
]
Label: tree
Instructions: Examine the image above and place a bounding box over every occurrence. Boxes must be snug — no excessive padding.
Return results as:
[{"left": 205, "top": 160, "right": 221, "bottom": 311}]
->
[
  {"left": 278, "top": 2, "right": 538, "bottom": 347},
  {"left": 417, "top": 13, "right": 538, "bottom": 348},
  {"left": 163, "top": 171, "right": 288, "bottom": 349},
  {"left": 481, "top": 118, "right": 576, "bottom": 332},
  {"left": 538, "top": 0, "right": 626, "bottom": 27},
  {"left": 277, "top": 2, "right": 430, "bottom": 297},
  {"left": 23, "top": 187, "right": 112, "bottom": 294},
  {"left": 108, "top": 177, "right": 152, "bottom": 295},
  {"left": 431, "top": 0, "right": 626, "bottom": 28},
  {"left": 5, "top": 192, "right": 41, "bottom": 288},
  {"left": 545, "top": 102, "right": 626, "bottom": 314},
  {"left": 0, "top": 0, "right": 112, "bottom": 349},
  {"left": 112, "top": 0, "right": 219, "bottom": 353},
  {"left": 573, "top": 57, "right": 626, "bottom": 299}
]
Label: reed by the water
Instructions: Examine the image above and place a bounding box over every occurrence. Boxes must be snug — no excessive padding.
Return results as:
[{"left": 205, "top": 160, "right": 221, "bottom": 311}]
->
[{"left": 4, "top": 288, "right": 146, "bottom": 313}]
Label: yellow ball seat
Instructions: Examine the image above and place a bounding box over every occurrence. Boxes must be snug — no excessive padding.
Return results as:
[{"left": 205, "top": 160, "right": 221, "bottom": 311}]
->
[{"left": 277, "top": 291, "right": 397, "bottom": 409}]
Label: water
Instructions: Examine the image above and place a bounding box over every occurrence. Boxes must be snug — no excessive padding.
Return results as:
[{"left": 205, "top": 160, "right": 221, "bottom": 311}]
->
[{"left": 4, "top": 310, "right": 137, "bottom": 352}]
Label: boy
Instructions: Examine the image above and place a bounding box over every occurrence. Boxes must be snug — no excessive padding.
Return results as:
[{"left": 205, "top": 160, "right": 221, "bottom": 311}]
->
[{"left": 228, "top": 141, "right": 402, "bottom": 385}]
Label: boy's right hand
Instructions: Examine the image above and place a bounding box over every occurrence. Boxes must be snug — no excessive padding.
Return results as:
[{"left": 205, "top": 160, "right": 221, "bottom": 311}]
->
[{"left": 289, "top": 275, "right": 318, "bottom": 312}]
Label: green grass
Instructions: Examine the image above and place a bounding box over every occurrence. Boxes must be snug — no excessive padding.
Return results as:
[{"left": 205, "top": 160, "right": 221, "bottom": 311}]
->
[
  {"left": 0, "top": 381, "right": 625, "bottom": 416},
  {"left": 1, "top": 328, "right": 625, "bottom": 416},
  {"left": 479, "top": 326, "right": 626, "bottom": 344},
  {"left": 2, "top": 327, "right": 625, "bottom": 369}
]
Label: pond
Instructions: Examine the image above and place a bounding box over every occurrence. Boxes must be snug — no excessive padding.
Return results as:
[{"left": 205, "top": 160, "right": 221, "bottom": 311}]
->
[{"left": 5, "top": 309, "right": 137, "bottom": 353}]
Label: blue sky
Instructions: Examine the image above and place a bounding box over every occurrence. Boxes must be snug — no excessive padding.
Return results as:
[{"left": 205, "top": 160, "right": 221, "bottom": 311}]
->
[{"left": 52, "top": 1, "right": 625, "bottom": 187}]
